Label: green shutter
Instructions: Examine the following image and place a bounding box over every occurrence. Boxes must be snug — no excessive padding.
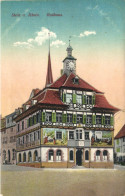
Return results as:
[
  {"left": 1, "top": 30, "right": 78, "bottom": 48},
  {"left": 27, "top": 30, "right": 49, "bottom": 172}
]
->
[
  {"left": 62, "top": 114, "right": 66, "bottom": 123},
  {"left": 101, "top": 115, "right": 103, "bottom": 125},
  {"left": 92, "top": 115, "right": 96, "bottom": 125},
  {"left": 82, "top": 95, "right": 86, "bottom": 105},
  {"left": 52, "top": 112, "right": 56, "bottom": 123},
  {"left": 117, "top": 139, "right": 119, "bottom": 145},
  {"left": 73, "top": 114, "right": 76, "bottom": 124},
  {"left": 92, "top": 95, "right": 95, "bottom": 105},
  {"left": 110, "top": 116, "right": 114, "bottom": 126},
  {"left": 73, "top": 94, "right": 76, "bottom": 104},
  {"left": 83, "top": 114, "right": 86, "bottom": 124},
  {"left": 103, "top": 116, "right": 105, "bottom": 125},
  {"left": 63, "top": 93, "right": 66, "bottom": 102},
  {"left": 117, "top": 147, "right": 120, "bottom": 152},
  {"left": 41, "top": 112, "right": 45, "bottom": 122},
  {"left": 34, "top": 115, "right": 37, "bottom": 124}
]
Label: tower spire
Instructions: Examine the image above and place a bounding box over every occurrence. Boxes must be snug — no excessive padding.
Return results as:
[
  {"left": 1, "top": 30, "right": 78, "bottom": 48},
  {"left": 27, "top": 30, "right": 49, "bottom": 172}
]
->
[{"left": 45, "top": 33, "right": 53, "bottom": 87}]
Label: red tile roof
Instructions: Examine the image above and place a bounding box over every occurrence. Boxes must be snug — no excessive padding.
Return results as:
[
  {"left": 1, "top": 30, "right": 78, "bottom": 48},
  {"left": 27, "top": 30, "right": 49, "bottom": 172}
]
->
[
  {"left": 33, "top": 91, "right": 46, "bottom": 102},
  {"left": 50, "top": 74, "right": 67, "bottom": 88},
  {"left": 62, "top": 73, "right": 102, "bottom": 93},
  {"left": 50, "top": 73, "right": 102, "bottom": 93},
  {"left": 39, "top": 90, "right": 66, "bottom": 106},
  {"left": 115, "top": 124, "right": 125, "bottom": 139},
  {"left": 94, "top": 94, "right": 120, "bottom": 112}
]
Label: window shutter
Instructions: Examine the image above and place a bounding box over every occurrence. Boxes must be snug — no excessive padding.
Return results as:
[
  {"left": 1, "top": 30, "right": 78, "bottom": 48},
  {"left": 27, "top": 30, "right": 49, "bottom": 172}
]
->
[
  {"left": 34, "top": 115, "right": 37, "bottom": 124},
  {"left": 92, "top": 95, "right": 95, "bottom": 105},
  {"left": 72, "top": 94, "right": 76, "bottom": 104},
  {"left": 52, "top": 113, "right": 56, "bottom": 123},
  {"left": 41, "top": 112, "right": 45, "bottom": 122},
  {"left": 62, "top": 114, "right": 66, "bottom": 123},
  {"left": 92, "top": 115, "right": 96, "bottom": 125},
  {"left": 103, "top": 116, "right": 105, "bottom": 125},
  {"left": 63, "top": 93, "right": 66, "bottom": 102},
  {"left": 83, "top": 114, "right": 86, "bottom": 124},
  {"left": 73, "top": 114, "right": 76, "bottom": 124},
  {"left": 101, "top": 116, "right": 103, "bottom": 125},
  {"left": 82, "top": 95, "right": 86, "bottom": 105},
  {"left": 110, "top": 116, "right": 114, "bottom": 126}
]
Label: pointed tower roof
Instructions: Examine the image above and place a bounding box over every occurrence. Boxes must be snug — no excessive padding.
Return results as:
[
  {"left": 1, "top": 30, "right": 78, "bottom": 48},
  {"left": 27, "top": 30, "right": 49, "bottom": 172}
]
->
[{"left": 45, "top": 34, "right": 53, "bottom": 87}]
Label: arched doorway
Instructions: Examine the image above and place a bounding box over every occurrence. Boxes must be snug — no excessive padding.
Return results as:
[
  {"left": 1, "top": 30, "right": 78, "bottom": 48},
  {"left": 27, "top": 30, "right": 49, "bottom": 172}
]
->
[{"left": 76, "top": 149, "right": 82, "bottom": 166}]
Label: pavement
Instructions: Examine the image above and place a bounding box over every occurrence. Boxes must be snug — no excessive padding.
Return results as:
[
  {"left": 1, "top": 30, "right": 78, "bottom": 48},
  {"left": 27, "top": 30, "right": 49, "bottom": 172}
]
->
[{"left": 1, "top": 164, "right": 125, "bottom": 196}]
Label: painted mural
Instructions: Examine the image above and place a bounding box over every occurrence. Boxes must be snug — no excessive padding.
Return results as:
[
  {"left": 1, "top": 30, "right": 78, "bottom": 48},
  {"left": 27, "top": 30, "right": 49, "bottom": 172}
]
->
[
  {"left": 91, "top": 131, "right": 113, "bottom": 147},
  {"left": 42, "top": 128, "right": 67, "bottom": 145}
]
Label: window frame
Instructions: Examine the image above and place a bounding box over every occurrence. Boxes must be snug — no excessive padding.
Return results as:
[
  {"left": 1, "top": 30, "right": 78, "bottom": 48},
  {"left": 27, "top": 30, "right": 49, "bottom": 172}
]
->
[
  {"left": 86, "top": 95, "right": 92, "bottom": 105},
  {"left": 45, "top": 112, "right": 52, "bottom": 123},
  {"left": 76, "top": 94, "right": 82, "bottom": 104},
  {"left": 56, "top": 131, "right": 62, "bottom": 140},
  {"left": 67, "top": 113, "right": 73, "bottom": 123},
  {"left": 66, "top": 93, "right": 72, "bottom": 104},
  {"left": 77, "top": 114, "right": 83, "bottom": 124},
  {"left": 69, "top": 131, "right": 74, "bottom": 140},
  {"left": 56, "top": 113, "right": 62, "bottom": 123}
]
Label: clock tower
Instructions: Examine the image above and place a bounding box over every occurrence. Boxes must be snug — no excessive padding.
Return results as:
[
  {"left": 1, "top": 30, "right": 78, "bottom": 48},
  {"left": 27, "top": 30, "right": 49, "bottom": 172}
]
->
[{"left": 62, "top": 41, "right": 77, "bottom": 75}]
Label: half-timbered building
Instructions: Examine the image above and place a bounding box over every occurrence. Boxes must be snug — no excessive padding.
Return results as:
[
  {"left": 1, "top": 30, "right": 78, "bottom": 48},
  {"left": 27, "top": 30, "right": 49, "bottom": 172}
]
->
[{"left": 15, "top": 43, "right": 119, "bottom": 168}]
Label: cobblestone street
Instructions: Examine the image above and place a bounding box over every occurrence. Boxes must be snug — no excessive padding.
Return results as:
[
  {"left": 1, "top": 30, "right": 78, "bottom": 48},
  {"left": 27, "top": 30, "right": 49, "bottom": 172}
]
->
[{"left": 1, "top": 165, "right": 125, "bottom": 196}]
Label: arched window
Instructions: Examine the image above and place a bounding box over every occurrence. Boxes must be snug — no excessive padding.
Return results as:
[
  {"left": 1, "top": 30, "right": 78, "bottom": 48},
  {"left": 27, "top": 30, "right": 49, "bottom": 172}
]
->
[
  {"left": 85, "top": 150, "right": 89, "bottom": 160},
  {"left": 3, "top": 150, "right": 6, "bottom": 161},
  {"left": 8, "top": 150, "right": 11, "bottom": 162},
  {"left": 19, "top": 153, "right": 21, "bottom": 163},
  {"left": 103, "top": 150, "right": 108, "bottom": 160},
  {"left": 12, "top": 149, "right": 16, "bottom": 160},
  {"left": 23, "top": 152, "right": 26, "bottom": 162},
  {"left": 56, "top": 150, "right": 61, "bottom": 161},
  {"left": 34, "top": 150, "right": 38, "bottom": 161},
  {"left": 96, "top": 150, "right": 101, "bottom": 160},
  {"left": 28, "top": 151, "right": 32, "bottom": 162},
  {"left": 48, "top": 150, "right": 54, "bottom": 161},
  {"left": 70, "top": 150, "right": 73, "bottom": 161}
]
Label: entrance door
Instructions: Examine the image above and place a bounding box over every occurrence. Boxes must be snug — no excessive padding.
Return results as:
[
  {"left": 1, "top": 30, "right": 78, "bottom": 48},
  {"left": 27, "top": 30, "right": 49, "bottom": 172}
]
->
[{"left": 76, "top": 149, "right": 82, "bottom": 166}]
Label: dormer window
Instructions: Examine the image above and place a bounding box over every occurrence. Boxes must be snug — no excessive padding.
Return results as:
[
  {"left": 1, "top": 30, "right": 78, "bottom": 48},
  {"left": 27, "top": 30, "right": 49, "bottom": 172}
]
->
[
  {"left": 73, "top": 76, "right": 79, "bottom": 84},
  {"left": 32, "top": 100, "right": 37, "bottom": 105}
]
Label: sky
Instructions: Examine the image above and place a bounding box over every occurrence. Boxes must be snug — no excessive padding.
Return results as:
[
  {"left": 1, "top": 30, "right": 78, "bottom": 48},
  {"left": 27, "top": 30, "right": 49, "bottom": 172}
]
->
[{"left": 1, "top": 0, "right": 125, "bottom": 135}]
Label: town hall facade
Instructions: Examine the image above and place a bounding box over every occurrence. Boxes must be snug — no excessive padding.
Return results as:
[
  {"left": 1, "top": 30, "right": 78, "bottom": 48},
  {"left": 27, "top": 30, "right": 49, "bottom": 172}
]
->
[{"left": 15, "top": 43, "right": 119, "bottom": 168}]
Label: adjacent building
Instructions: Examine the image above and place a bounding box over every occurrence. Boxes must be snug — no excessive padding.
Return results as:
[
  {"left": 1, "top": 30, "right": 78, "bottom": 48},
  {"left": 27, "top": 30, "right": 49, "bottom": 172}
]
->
[
  {"left": 14, "top": 43, "right": 119, "bottom": 168},
  {"left": 114, "top": 124, "right": 125, "bottom": 162},
  {"left": 1, "top": 112, "right": 16, "bottom": 164}
]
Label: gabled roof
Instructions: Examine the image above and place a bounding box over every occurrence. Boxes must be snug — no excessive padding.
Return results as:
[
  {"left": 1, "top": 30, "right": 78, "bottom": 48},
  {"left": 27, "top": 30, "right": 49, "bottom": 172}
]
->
[
  {"left": 62, "top": 73, "right": 102, "bottom": 93},
  {"left": 115, "top": 124, "right": 125, "bottom": 139},
  {"left": 94, "top": 94, "right": 120, "bottom": 113},
  {"left": 50, "top": 73, "right": 103, "bottom": 93}
]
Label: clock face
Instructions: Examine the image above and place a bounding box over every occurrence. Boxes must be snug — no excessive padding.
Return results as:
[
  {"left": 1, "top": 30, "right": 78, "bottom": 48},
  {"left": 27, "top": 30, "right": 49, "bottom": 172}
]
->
[{"left": 66, "top": 60, "right": 75, "bottom": 71}]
